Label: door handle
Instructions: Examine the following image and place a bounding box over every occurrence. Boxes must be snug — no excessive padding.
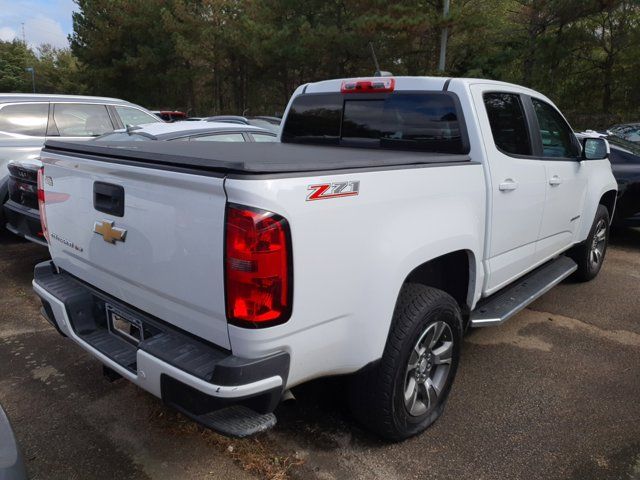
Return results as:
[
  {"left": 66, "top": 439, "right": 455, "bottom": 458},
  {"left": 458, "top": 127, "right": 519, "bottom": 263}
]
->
[
  {"left": 499, "top": 179, "right": 518, "bottom": 191},
  {"left": 549, "top": 175, "right": 562, "bottom": 186}
]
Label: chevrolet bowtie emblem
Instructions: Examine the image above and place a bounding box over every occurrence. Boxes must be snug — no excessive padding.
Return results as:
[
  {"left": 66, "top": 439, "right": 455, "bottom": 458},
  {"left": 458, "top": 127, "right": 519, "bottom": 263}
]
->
[{"left": 93, "top": 220, "right": 127, "bottom": 244}]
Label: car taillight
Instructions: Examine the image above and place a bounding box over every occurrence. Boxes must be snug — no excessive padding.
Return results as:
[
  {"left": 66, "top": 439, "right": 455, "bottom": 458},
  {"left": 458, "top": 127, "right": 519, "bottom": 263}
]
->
[
  {"left": 341, "top": 77, "right": 395, "bottom": 93},
  {"left": 225, "top": 204, "right": 292, "bottom": 327},
  {"left": 36, "top": 167, "right": 49, "bottom": 243}
]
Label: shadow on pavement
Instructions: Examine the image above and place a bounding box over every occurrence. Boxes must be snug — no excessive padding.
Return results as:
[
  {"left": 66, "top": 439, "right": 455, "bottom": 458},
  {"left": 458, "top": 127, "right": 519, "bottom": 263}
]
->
[
  {"left": 273, "top": 376, "right": 387, "bottom": 451},
  {"left": 0, "top": 228, "right": 27, "bottom": 246},
  {"left": 609, "top": 226, "right": 640, "bottom": 251}
]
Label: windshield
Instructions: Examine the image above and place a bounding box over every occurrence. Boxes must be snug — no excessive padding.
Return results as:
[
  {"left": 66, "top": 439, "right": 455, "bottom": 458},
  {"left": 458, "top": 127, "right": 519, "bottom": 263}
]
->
[
  {"left": 607, "top": 135, "right": 640, "bottom": 155},
  {"left": 609, "top": 125, "right": 640, "bottom": 143},
  {"left": 607, "top": 135, "right": 640, "bottom": 164}
]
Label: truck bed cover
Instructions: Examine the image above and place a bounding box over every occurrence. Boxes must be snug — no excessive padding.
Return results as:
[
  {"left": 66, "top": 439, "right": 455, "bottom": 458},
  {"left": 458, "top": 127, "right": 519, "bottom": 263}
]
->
[{"left": 43, "top": 140, "right": 472, "bottom": 176}]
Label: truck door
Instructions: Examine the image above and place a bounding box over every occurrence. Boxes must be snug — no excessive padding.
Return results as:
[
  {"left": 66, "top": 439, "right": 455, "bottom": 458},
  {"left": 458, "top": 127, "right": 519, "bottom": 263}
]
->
[
  {"left": 527, "top": 97, "right": 588, "bottom": 260},
  {"left": 471, "top": 86, "right": 547, "bottom": 295}
]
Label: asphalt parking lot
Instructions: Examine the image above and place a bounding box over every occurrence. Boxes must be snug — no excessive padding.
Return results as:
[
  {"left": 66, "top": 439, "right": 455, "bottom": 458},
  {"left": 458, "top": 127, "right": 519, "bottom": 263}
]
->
[{"left": 0, "top": 228, "right": 638, "bottom": 480}]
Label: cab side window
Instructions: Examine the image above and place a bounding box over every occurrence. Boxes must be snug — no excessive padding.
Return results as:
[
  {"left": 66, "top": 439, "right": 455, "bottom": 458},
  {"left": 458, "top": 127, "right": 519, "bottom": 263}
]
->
[
  {"left": 483, "top": 93, "right": 531, "bottom": 156},
  {"left": 531, "top": 99, "right": 579, "bottom": 158},
  {"left": 52, "top": 103, "right": 114, "bottom": 137}
]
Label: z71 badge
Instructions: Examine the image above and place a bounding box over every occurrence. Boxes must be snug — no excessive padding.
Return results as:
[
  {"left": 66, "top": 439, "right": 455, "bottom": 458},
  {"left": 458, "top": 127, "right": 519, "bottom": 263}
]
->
[{"left": 307, "top": 181, "right": 360, "bottom": 201}]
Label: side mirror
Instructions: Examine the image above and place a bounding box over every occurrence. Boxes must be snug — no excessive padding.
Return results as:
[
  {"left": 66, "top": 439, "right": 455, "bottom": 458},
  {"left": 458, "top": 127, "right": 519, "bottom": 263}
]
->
[{"left": 581, "top": 137, "right": 609, "bottom": 160}]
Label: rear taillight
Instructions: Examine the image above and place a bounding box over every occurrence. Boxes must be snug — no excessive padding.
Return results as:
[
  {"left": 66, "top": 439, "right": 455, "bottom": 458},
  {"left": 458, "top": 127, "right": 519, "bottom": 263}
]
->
[
  {"left": 225, "top": 204, "right": 292, "bottom": 327},
  {"left": 341, "top": 77, "right": 395, "bottom": 93},
  {"left": 36, "top": 167, "right": 49, "bottom": 243}
]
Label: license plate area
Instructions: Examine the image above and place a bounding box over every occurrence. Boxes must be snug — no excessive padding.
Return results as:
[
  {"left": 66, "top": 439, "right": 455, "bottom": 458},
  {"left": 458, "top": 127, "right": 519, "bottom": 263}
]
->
[{"left": 106, "top": 305, "right": 143, "bottom": 345}]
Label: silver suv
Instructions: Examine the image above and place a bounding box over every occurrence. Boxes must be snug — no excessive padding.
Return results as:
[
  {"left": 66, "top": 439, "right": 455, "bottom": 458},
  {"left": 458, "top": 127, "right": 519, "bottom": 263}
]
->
[{"left": 0, "top": 94, "right": 160, "bottom": 244}]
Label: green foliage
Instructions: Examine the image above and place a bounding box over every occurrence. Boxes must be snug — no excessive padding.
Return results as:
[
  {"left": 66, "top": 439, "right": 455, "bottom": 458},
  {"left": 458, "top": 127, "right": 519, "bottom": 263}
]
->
[
  {"left": 3, "top": 0, "right": 640, "bottom": 127},
  {"left": 0, "top": 40, "right": 37, "bottom": 92},
  {"left": 0, "top": 40, "right": 85, "bottom": 94}
]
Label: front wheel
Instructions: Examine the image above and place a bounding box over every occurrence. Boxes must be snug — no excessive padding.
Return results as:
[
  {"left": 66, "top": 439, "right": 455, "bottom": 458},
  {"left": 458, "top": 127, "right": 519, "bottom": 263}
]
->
[
  {"left": 348, "top": 284, "right": 462, "bottom": 441},
  {"left": 569, "top": 204, "right": 610, "bottom": 282}
]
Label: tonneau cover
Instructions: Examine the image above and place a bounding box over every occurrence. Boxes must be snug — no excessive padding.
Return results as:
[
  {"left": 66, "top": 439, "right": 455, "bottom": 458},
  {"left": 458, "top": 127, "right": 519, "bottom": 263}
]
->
[{"left": 43, "top": 140, "right": 471, "bottom": 175}]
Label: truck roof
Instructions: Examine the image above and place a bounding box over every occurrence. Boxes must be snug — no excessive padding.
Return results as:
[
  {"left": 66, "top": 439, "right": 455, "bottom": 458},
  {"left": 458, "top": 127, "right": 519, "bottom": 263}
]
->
[
  {"left": 301, "top": 76, "right": 548, "bottom": 101},
  {"left": 43, "top": 140, "right": 471, "bottom": 176}
]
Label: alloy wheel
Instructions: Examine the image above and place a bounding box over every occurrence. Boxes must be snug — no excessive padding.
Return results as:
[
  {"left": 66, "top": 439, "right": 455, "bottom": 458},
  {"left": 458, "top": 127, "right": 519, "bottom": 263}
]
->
[
  {"left": 590, "top": 219, "right": 607, "bottom": 270},
  {"left": 403, "top": 321, "right": 454, "bottom": 417}
]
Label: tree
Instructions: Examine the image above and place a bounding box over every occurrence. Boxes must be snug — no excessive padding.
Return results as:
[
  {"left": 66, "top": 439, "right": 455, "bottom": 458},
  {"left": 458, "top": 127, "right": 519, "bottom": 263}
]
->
[
  {"left": 0, "top": 40, "right": 85, "bottom": 94},
  {"left": 63, "top": 0, "right": 640, "bottom": 125},
  {"left": 0, "top": 40, "right": 37, "bottom": 92}
]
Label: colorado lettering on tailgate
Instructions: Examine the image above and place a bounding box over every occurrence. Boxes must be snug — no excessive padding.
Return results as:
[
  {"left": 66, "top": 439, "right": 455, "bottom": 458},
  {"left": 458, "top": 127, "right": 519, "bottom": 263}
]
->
[{"left": 306, "top": 181, "right": 360, "bottom": 201}]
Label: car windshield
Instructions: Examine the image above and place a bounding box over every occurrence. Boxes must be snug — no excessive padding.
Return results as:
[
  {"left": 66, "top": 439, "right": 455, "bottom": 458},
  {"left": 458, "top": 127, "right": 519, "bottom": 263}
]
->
[
  {"left": 607, "top": 135, "right": 640, "bottom": 158},
  {"left": 609, "top": 124, "right": 640, "bottom": 143}
]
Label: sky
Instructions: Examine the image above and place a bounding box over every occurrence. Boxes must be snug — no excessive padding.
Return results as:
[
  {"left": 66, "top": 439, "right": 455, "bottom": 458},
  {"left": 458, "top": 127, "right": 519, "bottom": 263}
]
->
[{"left": 0, "top": 0, "right": 76, "bottom": 50}]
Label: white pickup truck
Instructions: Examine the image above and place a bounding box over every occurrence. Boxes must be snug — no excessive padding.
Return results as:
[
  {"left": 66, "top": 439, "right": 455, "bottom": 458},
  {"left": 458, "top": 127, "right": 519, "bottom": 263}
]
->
[{"left": 32, "top": 77, "right": 616, "bottom": 440}]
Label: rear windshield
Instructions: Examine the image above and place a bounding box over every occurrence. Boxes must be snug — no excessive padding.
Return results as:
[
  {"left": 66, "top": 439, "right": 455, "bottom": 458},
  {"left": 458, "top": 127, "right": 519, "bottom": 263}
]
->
[{"left": 281, "top": 92, "right": 467, "bottom": 154}]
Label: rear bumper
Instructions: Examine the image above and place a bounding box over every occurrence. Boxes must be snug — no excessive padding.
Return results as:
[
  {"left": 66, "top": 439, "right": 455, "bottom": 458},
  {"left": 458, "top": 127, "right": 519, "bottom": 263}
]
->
[
  {"left": 3, "top": 199, "right": 47, "bottom": 246},
  {"left": 32, "top": 261, "right": 289, "bottom": 418}
]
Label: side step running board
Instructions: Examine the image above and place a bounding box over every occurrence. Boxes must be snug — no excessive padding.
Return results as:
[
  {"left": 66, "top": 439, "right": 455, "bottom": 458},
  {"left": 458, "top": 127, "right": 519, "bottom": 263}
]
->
[{"left": 471, "top": 256, "right": 577, "bottom": 327}]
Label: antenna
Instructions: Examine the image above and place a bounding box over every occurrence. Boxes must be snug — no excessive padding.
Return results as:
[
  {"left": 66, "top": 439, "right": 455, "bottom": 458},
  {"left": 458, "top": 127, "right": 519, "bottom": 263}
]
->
[
  {"left": 369, "top": 42, "right": 381, "bottom": 76},
  {"left": 21, "top": 23, "right": 26, "bottom": 45},
  {"left": 369, "top": 42, "right": 393, "bottom": 77}
]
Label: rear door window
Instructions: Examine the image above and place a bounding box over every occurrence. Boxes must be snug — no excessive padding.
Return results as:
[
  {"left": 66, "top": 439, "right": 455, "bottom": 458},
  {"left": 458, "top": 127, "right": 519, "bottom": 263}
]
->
[
  {"left": 52, "top": 103, "right": 115, "bottom": 137},
  {"left": 0, "top": 103, "right": 49, "bottom": 136},
  {"left": 282, "top": 92, "right": 467, "bottom": 153},
  {"left": 483, "top": 93, "right": 531, "bottom": 156}
]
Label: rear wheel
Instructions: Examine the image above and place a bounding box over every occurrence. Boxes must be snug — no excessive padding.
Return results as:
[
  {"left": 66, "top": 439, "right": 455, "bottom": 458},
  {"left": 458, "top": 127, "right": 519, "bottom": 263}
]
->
[
  {"left": 569, "top": 205, "right": 610, "bottom": 282},
  {"left": 349, "top": 284, "right": 462, "bottom": 441}
]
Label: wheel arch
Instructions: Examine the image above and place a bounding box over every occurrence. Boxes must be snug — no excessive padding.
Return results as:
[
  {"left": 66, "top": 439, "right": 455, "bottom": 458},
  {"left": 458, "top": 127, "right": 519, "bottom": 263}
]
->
[
  {"left": 599, "top": 189, "right": 617, "bottom": 223},
  {"left": 401, "top": 249, "right": 476, "bottom": 324}
]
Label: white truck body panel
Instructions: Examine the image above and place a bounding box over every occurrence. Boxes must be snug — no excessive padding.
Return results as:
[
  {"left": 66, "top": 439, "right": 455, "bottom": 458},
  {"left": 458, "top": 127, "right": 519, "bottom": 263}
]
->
[{"left": 224, "top": 164, "right": 485, "bottom": 385}]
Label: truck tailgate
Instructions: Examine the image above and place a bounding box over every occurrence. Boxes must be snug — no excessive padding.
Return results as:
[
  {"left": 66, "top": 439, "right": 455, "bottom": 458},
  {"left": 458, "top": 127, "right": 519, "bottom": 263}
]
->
[{"left": 40, "top": 150, "right": 230, "bottom": 349}]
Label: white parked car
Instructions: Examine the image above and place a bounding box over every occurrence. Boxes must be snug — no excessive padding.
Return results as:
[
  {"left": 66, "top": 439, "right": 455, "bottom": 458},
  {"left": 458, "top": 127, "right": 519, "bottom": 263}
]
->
[{"left": 32, "top": 76, "right": 616, "bottom": 440}]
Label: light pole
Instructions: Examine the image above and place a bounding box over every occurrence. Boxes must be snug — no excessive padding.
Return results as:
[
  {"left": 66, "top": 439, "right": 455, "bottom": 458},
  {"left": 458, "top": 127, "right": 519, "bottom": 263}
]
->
[
  {"left": 438, "top": 0, "right": 450, "bottom": 72},
  {"left": 25, "top": 67, "right": 35, "bottom": 93}
]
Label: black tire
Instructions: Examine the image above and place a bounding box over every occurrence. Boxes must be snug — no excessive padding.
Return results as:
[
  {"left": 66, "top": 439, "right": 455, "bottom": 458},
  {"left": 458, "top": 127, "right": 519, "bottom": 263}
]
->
[
  {"left": 568, "top": 205, "right": 610, "bottom": 282},
  {"left": 348, "top": 284, "right": 462, "bottom": 441}
]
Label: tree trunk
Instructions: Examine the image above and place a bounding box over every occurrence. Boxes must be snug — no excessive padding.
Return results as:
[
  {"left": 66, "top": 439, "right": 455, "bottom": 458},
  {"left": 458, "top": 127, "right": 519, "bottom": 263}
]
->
[{"left": 602, "top": 57, "right": 614, "bottom": 114}]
